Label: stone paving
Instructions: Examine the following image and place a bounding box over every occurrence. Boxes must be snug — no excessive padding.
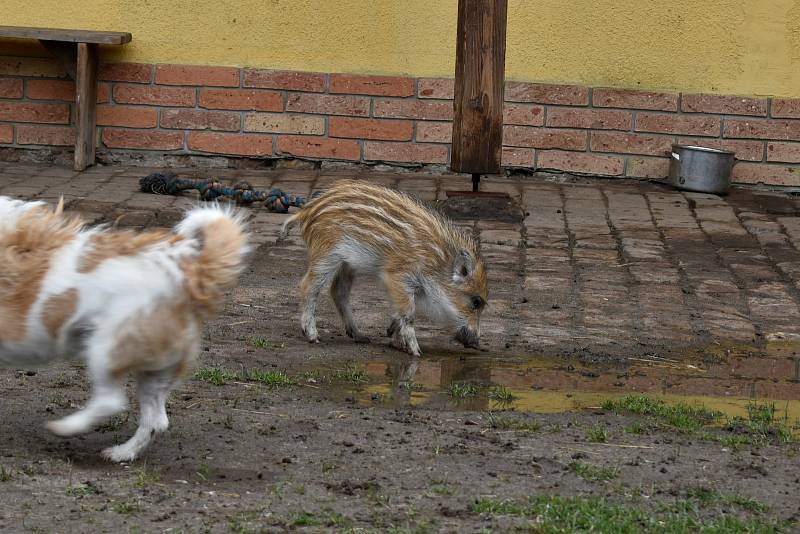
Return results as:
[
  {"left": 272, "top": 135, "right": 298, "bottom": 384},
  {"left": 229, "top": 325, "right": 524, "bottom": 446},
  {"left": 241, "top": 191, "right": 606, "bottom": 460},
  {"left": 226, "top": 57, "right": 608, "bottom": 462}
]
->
[{"left": 5, "top": 160, "right": 800, "bottom": 359}]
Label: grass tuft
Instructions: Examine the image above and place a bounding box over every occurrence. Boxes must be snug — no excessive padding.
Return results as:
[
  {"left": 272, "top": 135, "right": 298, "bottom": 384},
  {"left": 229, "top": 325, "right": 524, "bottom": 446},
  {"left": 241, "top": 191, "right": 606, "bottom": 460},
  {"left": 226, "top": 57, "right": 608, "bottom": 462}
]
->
[
  {"left": 568, "top": 461, "right": 618, "bottom": 481},
  {"left": 486, "top": 414, "right": 541, "bottom": 433},
  {"left": 471, "top": 495, "right": 786, "bottom": 533},
  {"left": 602, "top": 395, "right": 721, "bottom": 432},
  {"left": 447, "top": 382, "right": 480, "bottom": 399},
  {"left": 488, "top": 386, "right": 516, "bottom": 404},
  {"left": 251, "top": 336, "right": 285, "bottom": 350},
  {"left": 195, "top": 367, "right": 238, "bottom": 386},
  {"left": 244, "top": 369, "right": 296, "bottom": 387},
  {"left": 333, "top": 363, "right": 369, "bottom": 384},
  {"left": 586, "top": 423, "right": 609, "bottom": 443}
]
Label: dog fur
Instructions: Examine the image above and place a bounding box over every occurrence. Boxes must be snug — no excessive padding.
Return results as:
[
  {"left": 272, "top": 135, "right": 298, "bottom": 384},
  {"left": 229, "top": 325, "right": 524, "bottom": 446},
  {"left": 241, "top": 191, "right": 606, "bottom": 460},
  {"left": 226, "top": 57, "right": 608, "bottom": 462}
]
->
[{"left": 0, "top": 197, "right": 249, "bottom": 462}]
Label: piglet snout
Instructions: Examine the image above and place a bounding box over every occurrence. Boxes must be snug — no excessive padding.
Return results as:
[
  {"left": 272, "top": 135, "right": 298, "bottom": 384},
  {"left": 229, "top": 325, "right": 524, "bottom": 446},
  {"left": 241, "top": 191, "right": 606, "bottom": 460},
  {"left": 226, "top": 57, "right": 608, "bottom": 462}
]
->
[{"left": 455, "top": 326, "right": 480, "bottom": 350}]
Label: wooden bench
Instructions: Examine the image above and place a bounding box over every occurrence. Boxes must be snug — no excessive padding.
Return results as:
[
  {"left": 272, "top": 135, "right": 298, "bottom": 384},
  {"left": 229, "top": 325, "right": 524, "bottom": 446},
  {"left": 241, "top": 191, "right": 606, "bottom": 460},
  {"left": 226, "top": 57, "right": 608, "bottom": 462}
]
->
[{"left": 0, "top": 26, "right": 132, "bottom": 171}]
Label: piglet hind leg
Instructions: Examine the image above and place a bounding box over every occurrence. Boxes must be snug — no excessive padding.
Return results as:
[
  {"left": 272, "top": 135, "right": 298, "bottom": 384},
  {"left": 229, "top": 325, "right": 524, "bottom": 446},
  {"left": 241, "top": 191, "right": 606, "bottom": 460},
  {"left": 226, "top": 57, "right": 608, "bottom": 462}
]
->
[
  {"left": 300, "top": 266, "right": 330, "bottom": 344},
  {"left": 331, "top": 263, "right": 370, "bottom": 344}
]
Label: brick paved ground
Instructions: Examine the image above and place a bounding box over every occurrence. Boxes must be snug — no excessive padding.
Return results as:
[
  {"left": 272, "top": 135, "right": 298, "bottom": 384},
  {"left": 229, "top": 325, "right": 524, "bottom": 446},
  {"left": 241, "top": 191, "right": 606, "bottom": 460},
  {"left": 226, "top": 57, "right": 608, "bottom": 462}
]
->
[{"left": 4, "top": 161, "right": 800, "bottom": 390}]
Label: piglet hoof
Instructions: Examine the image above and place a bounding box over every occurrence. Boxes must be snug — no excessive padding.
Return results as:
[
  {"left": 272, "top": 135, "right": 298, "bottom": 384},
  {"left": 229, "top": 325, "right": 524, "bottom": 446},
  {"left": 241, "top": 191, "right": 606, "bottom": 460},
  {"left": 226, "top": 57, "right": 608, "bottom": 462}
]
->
[
  {"left": 301, "top": 328, "right": 320, "bottom": 344},
  {"left": 347, "top": 328, "right": 371, "bottom": 344}
]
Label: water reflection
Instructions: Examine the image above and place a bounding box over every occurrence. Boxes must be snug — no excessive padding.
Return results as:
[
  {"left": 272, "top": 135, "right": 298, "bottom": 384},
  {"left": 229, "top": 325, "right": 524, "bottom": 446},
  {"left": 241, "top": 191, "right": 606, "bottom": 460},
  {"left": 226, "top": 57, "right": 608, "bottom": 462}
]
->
[{"left": 345, "top": 343, "right": 800, "bottom": 423}]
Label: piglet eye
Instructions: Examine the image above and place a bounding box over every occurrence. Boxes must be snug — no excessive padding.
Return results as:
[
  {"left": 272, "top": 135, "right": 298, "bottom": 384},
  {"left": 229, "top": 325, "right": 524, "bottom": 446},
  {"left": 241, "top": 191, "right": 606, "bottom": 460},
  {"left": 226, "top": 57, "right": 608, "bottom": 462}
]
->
[{"left": 471, "top": 296, "right": 485, "bottom": 310}]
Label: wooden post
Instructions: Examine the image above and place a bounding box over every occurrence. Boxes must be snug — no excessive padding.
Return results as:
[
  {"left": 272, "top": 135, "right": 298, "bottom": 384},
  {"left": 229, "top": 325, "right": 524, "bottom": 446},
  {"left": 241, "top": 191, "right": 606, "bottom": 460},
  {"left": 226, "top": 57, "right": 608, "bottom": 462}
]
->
[
  {"left": 451, "top": 0, "right": 508, "bottom": 189},
  {"left": 74, "top": 42, "right": 98, "bottom": 171}
]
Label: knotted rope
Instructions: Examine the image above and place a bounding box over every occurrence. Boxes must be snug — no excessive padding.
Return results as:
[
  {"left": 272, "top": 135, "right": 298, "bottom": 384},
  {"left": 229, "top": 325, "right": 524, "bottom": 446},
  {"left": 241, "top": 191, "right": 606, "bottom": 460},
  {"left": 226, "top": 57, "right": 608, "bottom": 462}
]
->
[{"left": 139, "top": 172, "right": 318, "bottom": 213}]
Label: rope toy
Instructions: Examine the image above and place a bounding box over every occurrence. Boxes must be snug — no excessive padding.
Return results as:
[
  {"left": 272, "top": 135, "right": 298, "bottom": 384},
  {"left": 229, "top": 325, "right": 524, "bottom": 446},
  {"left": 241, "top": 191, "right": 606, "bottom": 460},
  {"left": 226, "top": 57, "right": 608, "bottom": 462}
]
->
[{"left": 138, "top": 172, "right": 318, "bottom": 213}]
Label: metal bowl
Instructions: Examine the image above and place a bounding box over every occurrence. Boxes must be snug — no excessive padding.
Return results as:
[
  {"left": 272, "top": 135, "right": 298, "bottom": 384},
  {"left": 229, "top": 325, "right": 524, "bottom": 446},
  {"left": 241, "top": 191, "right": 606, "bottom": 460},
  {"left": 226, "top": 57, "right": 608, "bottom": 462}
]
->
[{"left": 667, "top": 144, "right": 736, "bottom": 195}]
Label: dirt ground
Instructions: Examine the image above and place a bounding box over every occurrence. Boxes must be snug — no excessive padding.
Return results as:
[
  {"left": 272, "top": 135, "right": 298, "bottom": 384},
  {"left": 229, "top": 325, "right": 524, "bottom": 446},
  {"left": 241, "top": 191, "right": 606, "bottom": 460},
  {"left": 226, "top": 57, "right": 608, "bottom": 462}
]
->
[{"left": 1, "top": 164, "right": 800, "bottom": 533}]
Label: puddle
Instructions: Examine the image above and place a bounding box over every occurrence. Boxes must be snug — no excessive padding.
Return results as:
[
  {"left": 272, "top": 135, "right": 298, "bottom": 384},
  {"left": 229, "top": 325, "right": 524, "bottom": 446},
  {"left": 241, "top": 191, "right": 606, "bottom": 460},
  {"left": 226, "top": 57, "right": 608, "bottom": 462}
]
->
[{"left": 323, "top": 343, "right": 800, "bottom": 424}]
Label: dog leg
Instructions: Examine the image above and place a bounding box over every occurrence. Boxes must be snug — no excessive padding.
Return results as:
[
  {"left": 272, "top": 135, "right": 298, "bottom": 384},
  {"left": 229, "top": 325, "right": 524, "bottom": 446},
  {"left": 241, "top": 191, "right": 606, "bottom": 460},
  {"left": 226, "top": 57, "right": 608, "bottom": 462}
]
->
[
  {"left": 102, "top": 366, "right": 180, "bottom": 462},
  {"left": 46, "top": 378, "right": 127, "bottom": 437},
  {"left": 46, "top": 341, "right": 127, "bottom": 437}
]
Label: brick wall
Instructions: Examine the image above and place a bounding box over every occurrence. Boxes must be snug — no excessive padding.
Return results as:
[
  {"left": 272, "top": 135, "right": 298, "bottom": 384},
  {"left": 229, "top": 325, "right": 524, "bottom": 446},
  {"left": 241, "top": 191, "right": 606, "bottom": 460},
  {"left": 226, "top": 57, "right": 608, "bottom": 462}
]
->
[{"left": 1, "top": 57, "right": 799, "bottom": 186}]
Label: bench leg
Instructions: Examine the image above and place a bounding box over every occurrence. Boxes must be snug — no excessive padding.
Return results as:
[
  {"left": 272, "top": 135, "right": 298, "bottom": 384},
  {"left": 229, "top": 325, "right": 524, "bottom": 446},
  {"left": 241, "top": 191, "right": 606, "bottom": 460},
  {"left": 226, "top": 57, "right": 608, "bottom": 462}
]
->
[{"left": 74, "top": 43, "right": 98, "bottom": 171}]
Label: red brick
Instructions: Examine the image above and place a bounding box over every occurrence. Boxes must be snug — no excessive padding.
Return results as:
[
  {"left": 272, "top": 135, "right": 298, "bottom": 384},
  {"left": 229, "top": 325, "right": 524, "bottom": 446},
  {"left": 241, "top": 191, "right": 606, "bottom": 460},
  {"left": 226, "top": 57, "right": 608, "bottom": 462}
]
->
[
  {"left": 591, "top": 131, "right": 673, "bottom": 156},
  {"left": 363, "top": 141, "right": 447, "bottom": 164},
  {"left": 99, "top": 63, "right": 152, "bottom": 83},
  {"left": 418, "top": 78, "right": 454, "bottom": 99},
  {"left": 732, "top": 162, "right": 800, "bottom": 186},
  {"left": 160, "top": 109, "right": 240, "bottom": 131},
  {"left": 677, "top": 138, "right": 764, "bottom": 162},
  {"left": 155, "top": 64, "right": 239, "bottom": 87},
  {"left": 501, "top": 147, "right": 534, "bottom": 168},
  {"left": 505, "top": 82, "right": 588, "bottom": 106},
  {"left": 244, "top": 113, "right": 324, "bottom": 134},
  {"left": 626, "top": 157, "right": 671, "bottom": 179},
  {"left": 277, "top": 136, "right": 361, "bottom": 161},
  {"left": 97, "top": 105, "right": 158, "bottom": 128},
  {"left": 0, "top": 124, "right": 12, "bottom": 143},
  {"left": 243, "top": 69, "right": 326, "bottom": 92},
  {"left": 287, "top": 93, "right": 370, "bottom": 117},
  {"left": 682, "top": 94, "right": 767, "bottom": 116},
  {"left": 503, "top": 126, "right": 587, "bottom": 151},
  {"left": 103, "top": 128, "right": 183, "bottom": 150},
  {"left": 767, "top": 142, "right": 800, "bottom": 163},
  {"left": 374, "top": 99, "right": 453, "bottom": 120},
  {"left": 26, "top": 79, "right": 109, "bottom": 103},
  {"left": 772, "top": 99, "right": 800, "bottom": 119},
  {"left": 113, "top": 84, "right": 195, "bottom": 107},
  {"left": 546, "top": 108, "right": 631, "bottom": 130},
  {"left": 538, "top": 150, "right": 624, "bottom": 176},
  {"left": 199, "top": 88, "right": 282, "bottom": 111},
  {"left": 0, "top": 79, "right": 22, "bottom": 99},
  {"left": 330, "top": 74, "right": 414, "bottom": 97},
  {"left": 724, "top": 118, "right": 800, "bottom": 141},
  {"left": 188, "top": 132, "right": 273, "bottom": 156},
  {"left": 593, "top": 88, "right": 678, "bottom": 111},
  {"left": 416, "top": 121, "right": 452, "bottom": 143},
  {"left": 636, "top": 112, "right": 720, "bottom": 136},
  {"left": 16, "top": 124, "right": 75, "bottom": 146},
  {"left": 0, "top": 102, "right": 69, "bottom": 124},
  {"left": 504, "top": 103, "right": 545, "bottom": 126},
  {"left": 329, "top": 117, "right": 413, "bottom": 141}
]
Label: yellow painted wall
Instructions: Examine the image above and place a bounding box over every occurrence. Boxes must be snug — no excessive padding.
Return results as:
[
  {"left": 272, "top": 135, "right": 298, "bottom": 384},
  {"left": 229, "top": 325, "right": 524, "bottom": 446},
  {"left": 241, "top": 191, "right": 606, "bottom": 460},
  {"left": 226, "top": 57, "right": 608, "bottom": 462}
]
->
[{"left": 2, "top": 0, "right": 800, "bottom": 97}]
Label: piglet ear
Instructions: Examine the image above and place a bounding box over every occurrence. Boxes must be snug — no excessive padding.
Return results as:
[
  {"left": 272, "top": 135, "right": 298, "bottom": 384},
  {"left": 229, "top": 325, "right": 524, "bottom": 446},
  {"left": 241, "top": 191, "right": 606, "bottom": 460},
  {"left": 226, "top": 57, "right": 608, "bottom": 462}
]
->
[{"left": 452, "top": 250, "right": 474, "bottom": 282}]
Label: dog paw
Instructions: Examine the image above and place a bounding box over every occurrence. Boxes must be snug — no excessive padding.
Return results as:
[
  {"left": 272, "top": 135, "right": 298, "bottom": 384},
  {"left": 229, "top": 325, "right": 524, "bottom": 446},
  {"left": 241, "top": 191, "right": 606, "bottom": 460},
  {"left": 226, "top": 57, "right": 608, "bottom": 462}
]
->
[
  {"left": 45, "top": 417, "right": 87, "bottom": 437},
  {"left": 101, "top": 445, "right": 138, "bottom": 463},
  {"left": 353, "top": 334, "right": 371, "bottom": 344}
]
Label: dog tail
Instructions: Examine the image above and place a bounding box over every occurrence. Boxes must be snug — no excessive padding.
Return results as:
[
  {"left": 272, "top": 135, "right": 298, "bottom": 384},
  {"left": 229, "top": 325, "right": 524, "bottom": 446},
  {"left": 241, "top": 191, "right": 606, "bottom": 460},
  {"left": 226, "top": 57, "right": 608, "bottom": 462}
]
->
[{"left": 176, "top": 204, "right": 250, "bottom": 313}]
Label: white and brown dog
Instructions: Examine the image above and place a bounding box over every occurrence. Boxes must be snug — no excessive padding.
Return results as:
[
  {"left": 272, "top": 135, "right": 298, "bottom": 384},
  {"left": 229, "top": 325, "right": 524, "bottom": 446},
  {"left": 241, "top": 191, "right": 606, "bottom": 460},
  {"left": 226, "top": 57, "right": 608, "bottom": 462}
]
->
[{"left": 0, "top": 196, "right": 248, "bottom": 462}]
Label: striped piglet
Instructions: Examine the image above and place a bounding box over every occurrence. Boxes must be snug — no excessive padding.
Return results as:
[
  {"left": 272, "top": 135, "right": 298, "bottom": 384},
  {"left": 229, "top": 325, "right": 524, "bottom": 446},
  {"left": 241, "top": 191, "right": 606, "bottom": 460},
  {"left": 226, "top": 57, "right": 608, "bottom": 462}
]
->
[{"left": 282, "top": 180, "right": 488, "bottom": 356}]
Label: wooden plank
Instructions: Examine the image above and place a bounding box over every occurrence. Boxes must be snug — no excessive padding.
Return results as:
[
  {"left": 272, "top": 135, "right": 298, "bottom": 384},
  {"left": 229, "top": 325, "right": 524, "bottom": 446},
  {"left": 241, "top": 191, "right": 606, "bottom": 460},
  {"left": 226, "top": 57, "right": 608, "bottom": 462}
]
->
[
  {"left": 0, "top": 25, "right": 131, "bottom": 45},
  {"left": 74, "top": 43, "right": 98, "bottom": 171},
  {"left": 451, "top": 0, "right": 508, "bottom": 176}
]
